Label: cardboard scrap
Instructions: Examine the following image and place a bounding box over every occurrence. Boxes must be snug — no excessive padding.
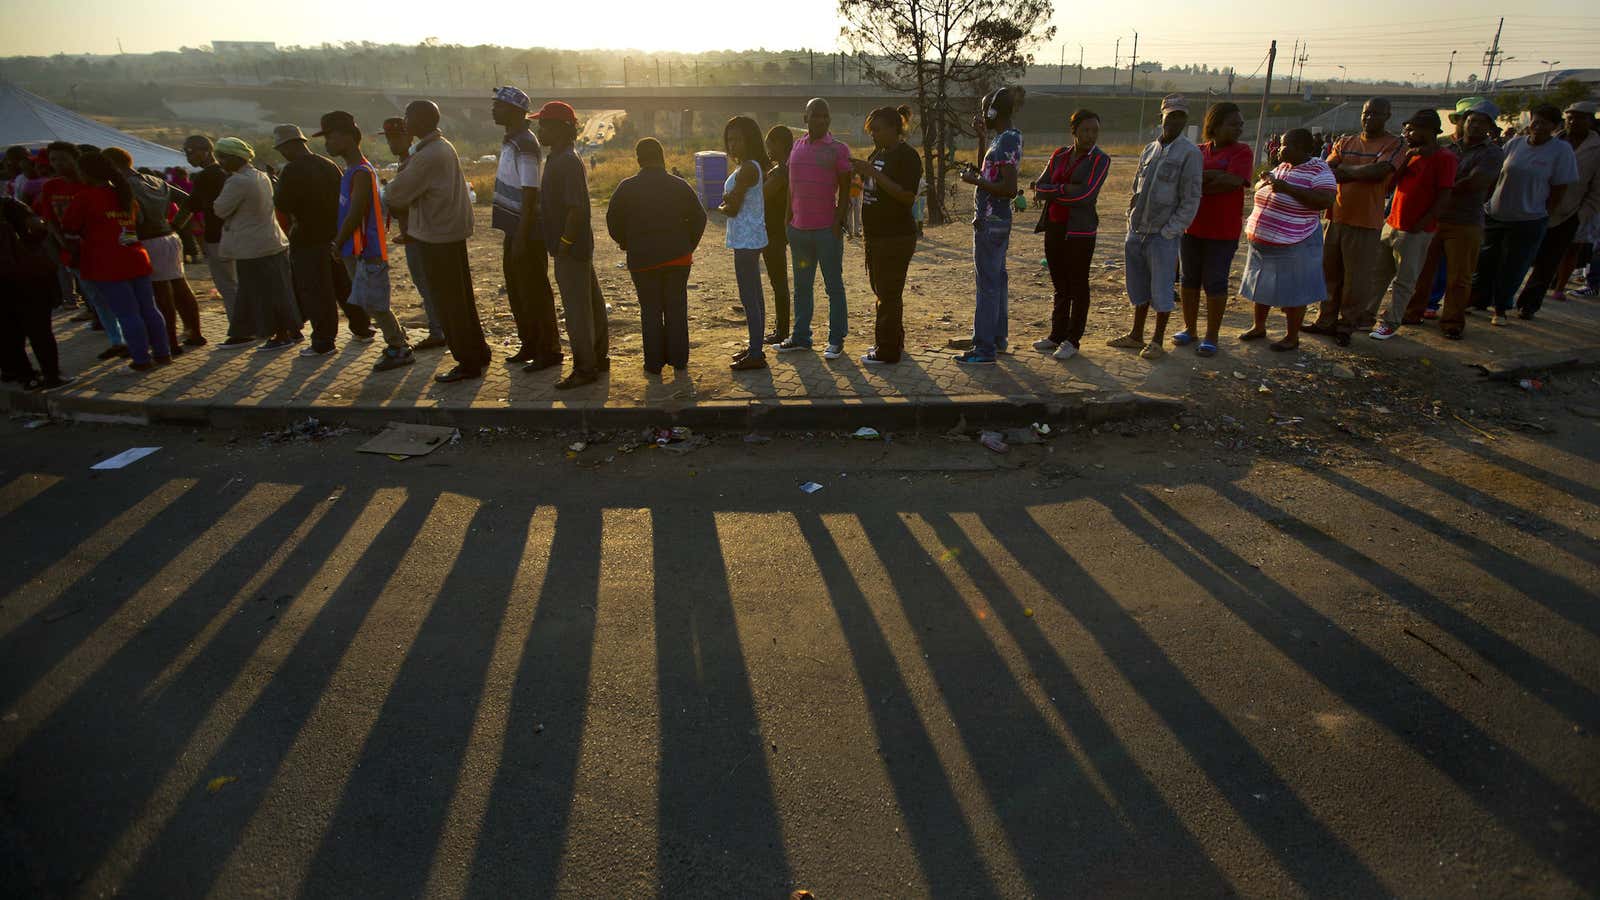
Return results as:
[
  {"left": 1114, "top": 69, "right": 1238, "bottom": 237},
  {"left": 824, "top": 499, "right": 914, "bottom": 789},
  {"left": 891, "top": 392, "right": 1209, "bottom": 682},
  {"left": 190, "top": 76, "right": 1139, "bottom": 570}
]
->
[{"left": 357, "top": 423, "right": 460, "bottom": 458}]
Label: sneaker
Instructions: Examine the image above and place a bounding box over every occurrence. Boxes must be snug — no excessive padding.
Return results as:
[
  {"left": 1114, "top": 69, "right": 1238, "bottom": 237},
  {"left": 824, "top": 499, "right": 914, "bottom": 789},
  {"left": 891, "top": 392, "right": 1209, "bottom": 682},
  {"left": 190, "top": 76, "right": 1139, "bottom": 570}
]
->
[
  {"left": 373, "top": 347, "right": 415, "bottom": 372},
  {"left": 349, "top": 330, "right": 377, "bottom": 343},
  {"left": 258, "top": 338, "right": 296, "bottom": 351},
  {"left": 1369, "top": 324, "right": 1399, "bottom": 341},
  {"left": 730, "top": 354, "right": 768, "bottom": 371},
  {"left": 1490, "top": 313, "right": 1508, "bottom": 327},
  {"left": 777, "top": 339, "right": 812, "bottom": 352},
  {"left": 435, "top": 365, "right": 482, "bottom": 383},
  {"left": 861, "top": 350, "right": 897, "bottom": 365},
  {"left": 413, "top": 335, "right": 448, "bottom": 351},
  {"left": 1032, "top": 338, "right": 1059, "bottom": 352},
  {"left": 181, "top": 334, "right": 208, "bottom": 347},
  {"left": 823, "top": 344, "right": 843, "bottom": 360},
  {"left": 507, "top": 349, "right": 536, "bottom": 364},
  {"left": 954, "top": 350, "right": 996, "bottom": 365},
  {"left": 300, "top": 345, "right": 336, "bottom": 357},
  {"left": 1052, "top": 343, "right": 1078, "bottom": 360},
  {"left": 1139, "top": 342, "right": 1165, "bottom": 360},
  {"left": 762, "top": 331, "right": 786, "bottom": 345},
  {"left": 219, "top": 336, "right": 255, "bottom": 349},
  {"left": 522, "top": 356, "right": 562, "bottom": 373},
  {"left": 1572, "top": 287, "right": 1598, "bottom": 298}
]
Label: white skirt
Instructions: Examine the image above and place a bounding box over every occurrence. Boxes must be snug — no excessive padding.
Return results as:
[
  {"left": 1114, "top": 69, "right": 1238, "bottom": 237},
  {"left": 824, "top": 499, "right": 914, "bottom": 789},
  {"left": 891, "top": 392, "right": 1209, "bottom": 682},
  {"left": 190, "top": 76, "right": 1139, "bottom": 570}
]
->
[{"left": 145, "top": 233, "right": 185, "bottom": 282}]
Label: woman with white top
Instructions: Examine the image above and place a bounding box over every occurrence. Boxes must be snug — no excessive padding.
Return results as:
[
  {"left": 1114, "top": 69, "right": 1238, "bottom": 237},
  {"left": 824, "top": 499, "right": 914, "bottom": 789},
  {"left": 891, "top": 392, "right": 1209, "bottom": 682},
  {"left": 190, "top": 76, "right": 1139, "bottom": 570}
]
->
[
  {"left": 212, "top": 137, "right": 301, "bottom": 350},
  {"left": 718, "top": 116, "right": 771, "bottom": 372}
]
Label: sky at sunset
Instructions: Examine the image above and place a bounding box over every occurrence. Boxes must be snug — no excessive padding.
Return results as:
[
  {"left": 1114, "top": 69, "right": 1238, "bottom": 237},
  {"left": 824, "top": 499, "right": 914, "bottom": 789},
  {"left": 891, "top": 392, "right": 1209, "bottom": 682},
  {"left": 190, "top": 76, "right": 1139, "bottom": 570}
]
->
[{"left": 1, "top": 0, "right": 1596, "bottom": 84}]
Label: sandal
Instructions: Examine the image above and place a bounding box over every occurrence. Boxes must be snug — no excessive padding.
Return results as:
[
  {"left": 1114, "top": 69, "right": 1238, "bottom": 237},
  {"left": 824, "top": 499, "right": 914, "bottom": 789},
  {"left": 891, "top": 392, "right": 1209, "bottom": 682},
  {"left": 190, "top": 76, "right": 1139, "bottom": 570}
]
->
[
  {"left": 1171, "top": 330, "right": 1196, "bottom": 346},
  {"left": 1269, "top": 339, "right": 1299, "bottom": 352},
  {"left": 1196, "top": 340, "right": 1218, "bottom": 357},
  {"left": 1238, "top": 328, "right": 1267, "bottom": 341}
]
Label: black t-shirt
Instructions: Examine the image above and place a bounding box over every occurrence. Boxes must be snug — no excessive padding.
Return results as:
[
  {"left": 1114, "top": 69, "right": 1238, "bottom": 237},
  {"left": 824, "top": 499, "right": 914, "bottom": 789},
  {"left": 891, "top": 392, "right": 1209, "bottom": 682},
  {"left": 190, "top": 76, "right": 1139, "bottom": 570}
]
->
[
  {"left": 862, "top": 141, "right": 921, "bottom": 238},
  {"left": 186, "top": 164, "right": 228, "bottom": 244},
  {"left": 539, "top": 147, "right": 593, "bottom": 261},
  {"left": 275, "top": 152, "right": 343, "bottom": 245}
]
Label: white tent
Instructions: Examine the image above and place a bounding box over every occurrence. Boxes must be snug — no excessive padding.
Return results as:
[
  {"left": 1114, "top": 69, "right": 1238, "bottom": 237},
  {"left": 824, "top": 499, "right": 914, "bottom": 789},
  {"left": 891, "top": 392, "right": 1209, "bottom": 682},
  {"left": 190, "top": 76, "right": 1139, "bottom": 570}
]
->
[{"left": 0, "top": 82, "right": 188, "bottom": 170}]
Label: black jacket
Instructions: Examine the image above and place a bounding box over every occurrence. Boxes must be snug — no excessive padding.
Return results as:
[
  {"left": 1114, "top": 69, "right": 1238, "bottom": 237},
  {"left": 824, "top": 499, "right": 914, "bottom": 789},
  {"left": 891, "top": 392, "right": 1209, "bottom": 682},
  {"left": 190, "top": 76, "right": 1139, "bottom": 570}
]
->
[{"left": 606, "top": 167, "right": 707, "bottom": 270}]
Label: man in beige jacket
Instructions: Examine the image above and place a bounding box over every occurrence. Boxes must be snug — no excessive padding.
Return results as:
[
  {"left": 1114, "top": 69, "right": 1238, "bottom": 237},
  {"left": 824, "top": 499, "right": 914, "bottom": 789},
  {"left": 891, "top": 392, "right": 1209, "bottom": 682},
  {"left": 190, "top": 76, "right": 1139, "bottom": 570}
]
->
[{"left": 213, "top": 137, "right": 301, "bottom": 350}]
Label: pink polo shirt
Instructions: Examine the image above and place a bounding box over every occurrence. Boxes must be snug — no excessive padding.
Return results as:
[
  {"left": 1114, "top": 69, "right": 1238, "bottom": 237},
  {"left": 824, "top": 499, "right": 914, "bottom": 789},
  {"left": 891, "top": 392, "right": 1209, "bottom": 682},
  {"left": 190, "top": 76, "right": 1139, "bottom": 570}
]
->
[{"left": 788, "top": 132, "right": 851, "bottom": 230}]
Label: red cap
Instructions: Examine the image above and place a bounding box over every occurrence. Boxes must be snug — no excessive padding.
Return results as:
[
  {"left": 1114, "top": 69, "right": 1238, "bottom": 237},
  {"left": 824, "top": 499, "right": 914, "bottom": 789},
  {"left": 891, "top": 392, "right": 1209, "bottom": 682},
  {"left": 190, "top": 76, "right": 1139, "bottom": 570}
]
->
[{"left": 530, "top": 100, "right": 577, "bottom": 124}]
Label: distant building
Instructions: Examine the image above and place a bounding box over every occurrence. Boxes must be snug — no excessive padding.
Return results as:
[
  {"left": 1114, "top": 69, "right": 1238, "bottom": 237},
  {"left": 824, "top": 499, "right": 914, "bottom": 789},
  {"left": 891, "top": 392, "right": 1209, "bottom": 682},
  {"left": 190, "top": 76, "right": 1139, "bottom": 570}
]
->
[
  {"left": 1498, "top": 68, "right": 1600, "bottom": 92},
  {"left": 211, "top": 41, "right": 277, "bottom": 56}
]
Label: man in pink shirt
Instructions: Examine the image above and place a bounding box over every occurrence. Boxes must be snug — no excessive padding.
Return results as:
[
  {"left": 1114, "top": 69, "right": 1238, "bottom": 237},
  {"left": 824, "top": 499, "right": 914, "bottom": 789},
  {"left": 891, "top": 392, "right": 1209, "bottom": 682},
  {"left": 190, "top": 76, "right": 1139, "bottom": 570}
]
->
[{"left": 778, "top": 98, "right": 852, "bottom": 359}]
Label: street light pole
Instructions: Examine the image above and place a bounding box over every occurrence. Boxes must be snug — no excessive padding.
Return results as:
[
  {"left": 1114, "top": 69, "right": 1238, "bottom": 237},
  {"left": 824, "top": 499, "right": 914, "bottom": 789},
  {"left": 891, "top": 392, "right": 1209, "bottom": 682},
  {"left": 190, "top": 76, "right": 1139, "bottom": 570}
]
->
[
  {"left": 1445, "top": 50, "right": 1456, "bottom": 90},
  {"left": 1541, "top": 59, "right": 1561, "bottom": 92}
]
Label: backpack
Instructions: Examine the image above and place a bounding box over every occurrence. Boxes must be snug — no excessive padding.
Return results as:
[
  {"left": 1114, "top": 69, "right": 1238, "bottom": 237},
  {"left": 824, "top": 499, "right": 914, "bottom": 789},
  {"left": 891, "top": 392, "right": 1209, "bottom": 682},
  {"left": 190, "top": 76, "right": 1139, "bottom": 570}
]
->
[{"left": 126, "top": 173, "right": 173, "bottom": 240}]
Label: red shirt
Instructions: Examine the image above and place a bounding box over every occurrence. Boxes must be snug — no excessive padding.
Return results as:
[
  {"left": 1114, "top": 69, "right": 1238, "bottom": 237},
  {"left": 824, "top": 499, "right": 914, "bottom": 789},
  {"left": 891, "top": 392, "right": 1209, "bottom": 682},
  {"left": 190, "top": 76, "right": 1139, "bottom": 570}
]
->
[
  {"left": 60, "top": 185, "right": 152, "bottom": 282},
  {"left": 1187, "top": 141, "right": 1254, "bottom": 240},
  {"left": 33, "top": 178, "right": 86, "bottom": 265},
  {"left": 1386, "top": 147, "right": 1459, "bottom": 233}
]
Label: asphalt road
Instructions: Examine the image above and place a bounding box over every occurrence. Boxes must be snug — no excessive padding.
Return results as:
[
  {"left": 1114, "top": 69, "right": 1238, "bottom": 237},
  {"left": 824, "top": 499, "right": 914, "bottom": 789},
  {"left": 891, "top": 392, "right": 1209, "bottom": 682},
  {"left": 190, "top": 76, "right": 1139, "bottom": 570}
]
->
[{"left": 0, "top": 414, "right": 1596, "bottom": 898}]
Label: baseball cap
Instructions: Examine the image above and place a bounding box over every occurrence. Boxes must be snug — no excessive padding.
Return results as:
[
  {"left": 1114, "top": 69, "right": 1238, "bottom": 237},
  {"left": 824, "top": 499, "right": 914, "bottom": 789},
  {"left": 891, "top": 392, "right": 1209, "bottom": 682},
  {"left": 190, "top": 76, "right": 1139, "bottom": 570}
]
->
[
  {"left": 1450, "top": 96, "right": 1490, "bottom": 123},
  {"left": 312, "top": 110, "right": 359, "bottom": 138},
  {"left": 213, "top": 137, "right": 255, "bottom": 162},
  {"left": 1160, "top": 94, "right": 1189, "bottom": 115},
  {"left": 531, "top": 100, "right": 578, "bottom": 124},
  {"left": 381, "top": 117, "right": 408, "bottom": 137},
  {"left": 1406, "top": 109, "right": 1443, "bottom": 133},
  {"left": 494, "top": 85, "right": 532, "bottom": 112},
  {"left": 1565, "top": 100, "right": 1599, "bottom": 115},
  {"left": 271, "top": 124, "right": 308, "bottom": 148}
]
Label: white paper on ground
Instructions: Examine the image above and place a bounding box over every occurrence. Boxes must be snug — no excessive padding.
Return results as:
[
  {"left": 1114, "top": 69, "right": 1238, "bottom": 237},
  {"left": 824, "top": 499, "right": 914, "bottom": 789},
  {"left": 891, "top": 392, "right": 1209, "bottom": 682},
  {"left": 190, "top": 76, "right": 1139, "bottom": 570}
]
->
[{"left": 91, "top": 447, "right": 161, "bottom": 470}]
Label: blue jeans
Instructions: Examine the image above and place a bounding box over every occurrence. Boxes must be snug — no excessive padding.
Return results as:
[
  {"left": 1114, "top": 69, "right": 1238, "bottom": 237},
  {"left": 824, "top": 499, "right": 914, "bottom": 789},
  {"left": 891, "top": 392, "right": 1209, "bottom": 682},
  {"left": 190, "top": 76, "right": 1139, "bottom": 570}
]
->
[
  {"left": 75, "top": 270, "right": 123, "bottom": 346},
  {"left": 1125, "top": 232, "right": 1181, "bottom": 312},
  {"left": 972, "top": 218, "right": 1011, "bottom": 356},
  {"left": 733, "top": 247, "right": 766, "bottom": 356},
  {"left": 405, "top": 242, "right": 443, "bottom": 338},
  {"left": 89, "top": 275, "right": 169, "bottom": 364},
  {"left": 1473, "top": 216, "right": 1547, "bottom": 313},
  {"left": 787, "top": 225, "right": 847, "bottom": 347}
]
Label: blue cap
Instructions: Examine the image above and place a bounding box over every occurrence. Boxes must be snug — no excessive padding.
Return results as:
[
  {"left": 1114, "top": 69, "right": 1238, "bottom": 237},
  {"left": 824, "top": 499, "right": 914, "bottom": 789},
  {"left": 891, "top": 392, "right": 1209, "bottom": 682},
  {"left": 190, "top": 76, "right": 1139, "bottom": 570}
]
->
[{"left": 493, "top": 85, "right": 532, "bottom": 113}]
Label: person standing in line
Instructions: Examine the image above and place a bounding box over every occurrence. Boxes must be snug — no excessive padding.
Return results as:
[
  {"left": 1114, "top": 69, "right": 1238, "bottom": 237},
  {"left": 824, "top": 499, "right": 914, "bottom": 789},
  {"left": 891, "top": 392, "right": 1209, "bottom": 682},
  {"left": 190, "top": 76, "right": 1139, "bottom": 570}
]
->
[
  {"left": 384, "top": 100, "right": 491, "bottom": 382},
  {"left": 1175, "top": 101, "right": 1252, "bottom": 357},
  {"left": 104, "top": 147, "right": 205, "bottom": 353},
  {"left": 60, "top": 152, "right": 170, "bottom": 371},
  {"left": 1107, "top": 94, "right": 1202, "bottom": 361},
  {"left": 1237, "top": 130, "right": 1338, "bottom": 350},
  {"left": 1031, "top": 108, "right": 1111, "bottom": 360},
  {"left": 1366, "top": 110, "right": 1458, "bottom": 341},
  {"left": 1472, "top": 104, "right": 1579, "bottom": 326},
  {"left": 380, "top": 117, "right": 446, "bottom": 350},
  {"left": 1305, "top": 98, "right": 1404, "bottom": 347},
  {"left": 761, "top": 123, "right": 794, "bottom": 344},
  {"left": 956, "top": 86, "right": 1024, "bottom": 366},
  {"left": 182, "top": 135, "right": 251, "bottom": 345},
  {"left": 0, "top": 195, "right": 72, "bottom": 389},
  {"left": 779, "top": 98, "right": 852, "bottom": 359},
  {"left": 1514, "top": 101, "right": 1600, "bottom": 316},
  {"left": 211, "top": 137, "right": 301, "bottom": 351},
  {"left": 272, "top": 123, "right": 376, "bottom": 357},
  {"left": 535, "top": 100, "right": 608, "bottom": 389},
  {"left": 718, "top": 116, "right": 772, "bottom": 371},
  {"left": 606, "top": 137, "right": 706, "bottom": 374},
  {"left": 33, "top": 142, "right": 126, "bottom": 359},
  {"left": 852, "top": 105, "right": 921, "bottom": 366},
  {"left": 320, "top": 112, "right": 414, "bottom": 373},
  {"left": 490, "top": 86, "right": 562, "bottom": 369}
]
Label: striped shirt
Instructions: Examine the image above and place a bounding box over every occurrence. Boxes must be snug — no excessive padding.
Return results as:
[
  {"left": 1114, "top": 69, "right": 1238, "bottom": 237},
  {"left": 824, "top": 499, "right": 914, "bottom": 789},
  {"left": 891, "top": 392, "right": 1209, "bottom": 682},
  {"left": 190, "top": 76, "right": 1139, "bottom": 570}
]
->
[
  {"left": 788, "top": 133, "right": 851, "bottom": 230},
  {"left": 1246, "top": 159, "right": 1336, "bottom": 246},
  {"left": 493, "top": 128, "right": 543, "bottom": 232}
]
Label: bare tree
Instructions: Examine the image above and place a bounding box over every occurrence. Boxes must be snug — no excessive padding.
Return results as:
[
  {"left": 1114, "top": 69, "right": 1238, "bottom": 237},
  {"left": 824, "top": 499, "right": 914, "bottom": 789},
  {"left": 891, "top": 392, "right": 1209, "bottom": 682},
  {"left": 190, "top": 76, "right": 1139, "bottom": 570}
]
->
[{"left": 840, "top": 0, "right": 1054, "bottom": 225}]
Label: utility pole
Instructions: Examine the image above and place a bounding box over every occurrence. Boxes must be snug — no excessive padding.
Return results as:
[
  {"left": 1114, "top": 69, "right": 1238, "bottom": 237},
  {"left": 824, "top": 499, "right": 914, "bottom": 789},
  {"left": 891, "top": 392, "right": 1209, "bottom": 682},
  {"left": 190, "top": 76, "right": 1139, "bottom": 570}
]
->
[
  {"left": 1226, "top": 67, "right": 1235, "bottom": 99},
  {"left": 1482, "top": 17, "right": 1503, "bottom": 85},
  {"left": 1253, "top": 41, "right": 1277, "bottom": 160},
  {"left": 810, "top": 50, "right": 815, "bottom": 83},
  {"left": 1445, "top": 50, "right": 1456, "bottom": 90},
  {"left": 1290, "top": 39, "right": 1299, "bottom": 96},
  {"left": 623, "top": 56, "right": 629, "bottom": 87},
  {"left": 656, "top": 57, "right": 661, "bottom": 86},
  {"left": 1059, "top": 45, "right": 1064, "bottom": 86},
  {"left": 1129, "top": 31, "right": 1138, "bottom": 96},
  {"left": 1113, "top": 38, "right": 1120, "bottom": 90},
  {"left": 1296, "top": 45, "right": 1309, "bottom": 94},
  {"left": 551, "top": 64, "right": 556, "bottom": 89},
  {"left": 1078, "top": 45, "right": 1084, "bottom": 88}
]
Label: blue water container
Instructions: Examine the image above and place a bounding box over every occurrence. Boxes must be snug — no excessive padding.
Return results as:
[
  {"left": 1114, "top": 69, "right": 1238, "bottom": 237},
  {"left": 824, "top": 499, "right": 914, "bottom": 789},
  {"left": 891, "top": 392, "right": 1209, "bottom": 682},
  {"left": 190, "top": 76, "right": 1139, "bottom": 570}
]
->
[{"left": 695, "top": 151, "right": 728, "bottom": 209}]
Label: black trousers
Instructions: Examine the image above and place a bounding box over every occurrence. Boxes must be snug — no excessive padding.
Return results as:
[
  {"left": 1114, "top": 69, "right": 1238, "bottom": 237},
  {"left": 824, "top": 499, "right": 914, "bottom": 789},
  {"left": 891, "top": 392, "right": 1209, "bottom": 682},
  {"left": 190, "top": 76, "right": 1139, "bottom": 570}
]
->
[
  {"left": 503, "top": 232, "right": 561, "bottom": 361},
  {"left": 632, "top": 266, "right": 691, "bottom": 371},
  {"left": 0, "top": 275, "right": 60, "bottom": 379},
  {"left": 290, "top": 242, "right": 373, "bottom": 350},
  {"left": 1044, "top": 228, "right": 1096, "bottom": 347},
  {"left": 1516, "top": 214, "right": 1581, "bottom": 315},
  {"left": 413, "top": 240, "right": 492, "bottom": 371},
  {"left": 762, "top": 240, "right": 790, "bottom": 338},
  {"left": 864, "top": 233, "right": 915, "bottom": 361}
]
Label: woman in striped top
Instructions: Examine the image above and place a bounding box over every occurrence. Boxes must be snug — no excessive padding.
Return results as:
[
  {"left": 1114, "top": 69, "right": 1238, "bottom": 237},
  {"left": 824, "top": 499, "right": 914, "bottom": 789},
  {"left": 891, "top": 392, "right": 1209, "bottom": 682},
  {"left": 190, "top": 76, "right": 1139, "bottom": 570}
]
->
[{"left": 1238, "top": 129, "right": 1337, "bottom": 351}]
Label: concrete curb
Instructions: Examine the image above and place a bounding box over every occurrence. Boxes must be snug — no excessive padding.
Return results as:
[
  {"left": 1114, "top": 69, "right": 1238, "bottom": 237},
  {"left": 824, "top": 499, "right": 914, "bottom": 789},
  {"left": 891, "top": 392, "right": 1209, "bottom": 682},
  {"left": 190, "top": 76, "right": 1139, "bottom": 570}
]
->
[{"left": 3, "top": 387, "right": 1186, "bottom": 433}]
